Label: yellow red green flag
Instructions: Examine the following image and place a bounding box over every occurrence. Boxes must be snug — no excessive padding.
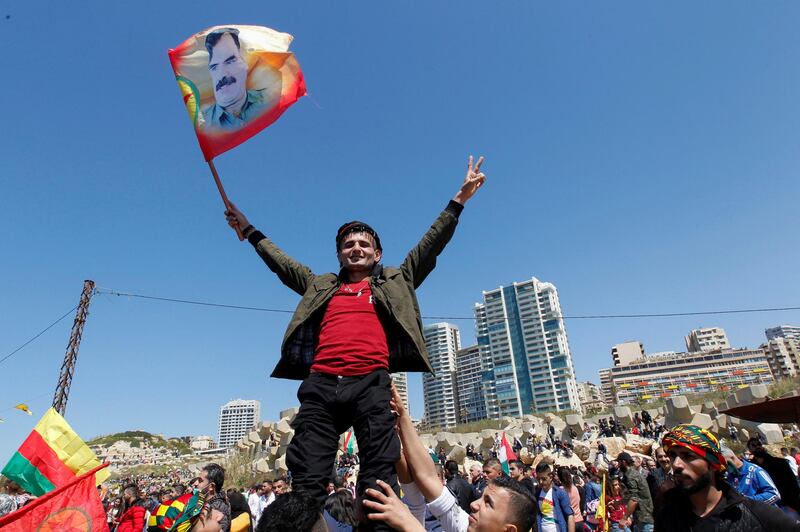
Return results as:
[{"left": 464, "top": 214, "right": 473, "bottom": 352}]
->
[{"left": 1, "top": 408, "right": 109, "bottom": 496}]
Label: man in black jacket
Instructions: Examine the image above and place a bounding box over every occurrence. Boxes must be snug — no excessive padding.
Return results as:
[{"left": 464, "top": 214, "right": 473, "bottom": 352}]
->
[
  {"left": 654, "top": 424, "right": 799, "bottom": 531},
  {"left": 443, "top": 460, "right": 476, "bottom": 512},
  {"left": 748, "top": 437, "right": 800, "bottom": 513}
]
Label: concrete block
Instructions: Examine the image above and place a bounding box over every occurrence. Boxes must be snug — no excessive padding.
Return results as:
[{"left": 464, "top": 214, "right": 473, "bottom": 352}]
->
[
  {"left": 566, "top": 414, "right": 585, "bottom": 439},
  {"left": 255, "top": 458, "right": 271, "bottom": 474},
  {"left": 700, "top": 402, "right": 719, "bottom": 419},
  {"left": 435, "top": 432, "right": 459, "bottom": 453},
  {"left": 665, "top": 396, "right": 693, "bottom": 426},
  {"left": 737, "top": 428, "right": 750, "bottom": 443},
  {"left": 754, "top": 423, "right": 783, "bottom": 444},
  {"left": 274, "top": 455, "right": 288, "bottom": 476},
  {"left": 597, "top": 437, "right": 627, "bottom": 460},
  {"left": 624, "top": 435, "right": 653, "bottom": 456},
  {"left": 613, "top": 406, "right": 634, "bottom": 429},
  {"left": 447, "top": 445, "right": 466, "bottom": 464},
  {"left": 279, "top": 407, "right": 300, "bottom": 423},
  {"left": 274, "top": 419, "right": 293, "bottom": 436},
  {"left": 734, "top": 384, "right": 769, "bottom": 406},
  {"left": 573, "top": 441, "right": 590, "bottom": 462},
  {"left": 247, "top": 431, "right": 261, "bottom": 445},
  {"left": 690, "top": 413, "right": 714, "bottom": 431},
  {"left": 519, "top": 447, "right": 534, "bottom": 465}
]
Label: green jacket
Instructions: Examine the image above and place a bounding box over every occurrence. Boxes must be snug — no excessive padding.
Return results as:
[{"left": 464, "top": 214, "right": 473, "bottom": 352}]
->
[{"left": 248, "top": 201, "right": 464, "bottom": 380}]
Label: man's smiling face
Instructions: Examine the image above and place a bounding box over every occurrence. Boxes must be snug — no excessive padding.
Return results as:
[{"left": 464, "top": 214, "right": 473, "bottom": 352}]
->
[
  {"left": 337, "top": 232, "right": 381, "bottom": 272},
  {"left": 208, "top": 32, "right": 248, "bottom": 109}
]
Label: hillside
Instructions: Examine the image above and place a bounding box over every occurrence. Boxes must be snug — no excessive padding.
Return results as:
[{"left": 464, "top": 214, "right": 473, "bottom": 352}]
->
[{"left": 88, "top": 430, "right": 192, "bottom": 455}]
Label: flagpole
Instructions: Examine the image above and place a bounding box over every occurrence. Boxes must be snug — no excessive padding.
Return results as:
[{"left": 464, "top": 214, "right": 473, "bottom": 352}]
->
[{"left": 208, "top": 160, "right": 244, "bottom": 241}]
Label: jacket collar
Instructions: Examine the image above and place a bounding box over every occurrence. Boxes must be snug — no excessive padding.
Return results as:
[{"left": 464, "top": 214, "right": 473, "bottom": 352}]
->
[{"left": 338, "top": 263, "right": 384, "bottom": 283}]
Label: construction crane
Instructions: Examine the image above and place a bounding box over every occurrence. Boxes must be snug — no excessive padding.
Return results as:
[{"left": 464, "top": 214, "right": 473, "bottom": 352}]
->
[{"left": 52, "top": 280, "right": 95, "bottom": 416}]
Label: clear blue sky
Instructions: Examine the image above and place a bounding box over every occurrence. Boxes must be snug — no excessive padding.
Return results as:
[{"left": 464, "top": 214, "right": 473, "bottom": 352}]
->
[{"left": 2, "top": 2, "right": 799, "bottom": 462}]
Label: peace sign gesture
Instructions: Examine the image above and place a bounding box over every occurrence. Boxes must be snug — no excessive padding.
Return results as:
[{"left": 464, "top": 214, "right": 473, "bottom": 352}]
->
[{"left": 453, "top": 155, "right": 486, "bottom": 205}]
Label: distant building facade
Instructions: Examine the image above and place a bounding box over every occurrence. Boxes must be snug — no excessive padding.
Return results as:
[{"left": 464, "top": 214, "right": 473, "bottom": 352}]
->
[
  {"left": 190, "top": 435, "right": 217, "bottom": 453},
  {"left": 765, "top": 325, "right": 800, "bottom": 342},
  {"left": 760, "top": 338, "right": 800, "bottom": 379},
  {"left": 422, "top": 323, "right": 461, "bottom": 429},
  {"left": 598, "top": 368, "right": 614, "bottom": 406},
  {"left": 391, "top": 372, "right": 410, "bottom": 412},
  {"left": 455, "top": 344, "right": 486, "bottom": 423},
  {"left": 577, "top": 381, "right": 605, "bottom": 412},
  {"left": 474, "top": 277, "right": 581, "bottom": 418},
  {"left": 609, "top": 348, "right": 773, "bottom": 405},
  {"left": 218, "top": 399, "right": 260, "bottom": 449},
  {"left": 685, "top": 327, "right": 731, "bottom": 352},
  {"left": 612, "top": 341, "right": 645, "bottom": 366}
]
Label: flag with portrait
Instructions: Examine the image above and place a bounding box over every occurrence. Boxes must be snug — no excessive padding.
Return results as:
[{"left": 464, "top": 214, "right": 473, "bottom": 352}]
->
[{"left": 168, "top": 25, "right": 306, "bottom": 161}]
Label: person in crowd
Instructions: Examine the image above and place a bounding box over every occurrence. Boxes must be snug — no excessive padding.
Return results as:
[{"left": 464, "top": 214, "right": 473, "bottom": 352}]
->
[
  {"left": 444, "top": 460, "right": 477, "bottom": 512},
  {"left": 323, "top": 488, "right": 358, "bottom": 529},
  {"left": 782, "top": 448, "right": 799, "bottom": 477},
  {"left": 482, "top": 458, "right": 505, "bottom": 482},
  {"left": 171, "top": 483, "right": 187, "bottom": 500},
  {"left": 646, "top": 447, "right": 673, "bottom": 506},
  {"left": 616, "top": 452, "right": 654, "bottom": 532},
  {"left": 535, "top": 463, "right": 575, "bottom": 532},
  {"left": 273, "top": 477, "right": 290, "bottom": 496},
  {"left": 256, "top": 490, "right": 327, "bottom": 531},
  {"left": 148, "top": 490, "right": 227, "bottom": 532},
  {"left": 557, "top": 466, "right": 586, "bottom": 531},
  {"left": 582, "top": 470, "right": 603, "bottom": 531},
  {"left": 247, "top": 484, "right": 264, "bottom": 524},
  {"left": 469, "top": 463, "right": 487, "bottom": 497},
  {"left": 227, "top": 489, "right": 254, "bottom": 532},
  {"left": 748, "top": 437, "right": 800, "bottom": 513},
  {"left": 721, "top": 446, "right": 781, "bottom": 506},
  {"left": 508, "top": 459, "right": 534, "bottom": 496},
  {"left": 654, "top": 424, "right": 799, "bottom": 531},
  {"left": 115, "top": 483, "right": 149, "bottom": 532},
  {"left": 362, "top": 383, "right": 537, "bottom": 532},
  {"left": 606, "top": 475, "right": 632, "bottom": 532},
  {"left": 195, "top": 463, "right": 232, "bottom": 532}
]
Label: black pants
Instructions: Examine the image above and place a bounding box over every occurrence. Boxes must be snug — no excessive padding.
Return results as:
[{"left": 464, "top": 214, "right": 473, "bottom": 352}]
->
[{"left": 286, "top": 370, "right": 401, "bottom": 529}]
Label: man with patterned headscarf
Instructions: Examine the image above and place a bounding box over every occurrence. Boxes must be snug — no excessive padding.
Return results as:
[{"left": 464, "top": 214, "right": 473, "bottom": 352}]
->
[
  {"left": 653, "top": 424, "right": 799, "bottom": 531},
  {"left": 147, "top": 490, "right": 226, "bottom": 532}
]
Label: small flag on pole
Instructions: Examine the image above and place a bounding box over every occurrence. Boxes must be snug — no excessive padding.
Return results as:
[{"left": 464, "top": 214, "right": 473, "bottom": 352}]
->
[
  {"left": 1, "top": 408, "right": 110, "bottom": 496},
  {"left": 168, "top": 24, "right": 306, "bottom": 161},
  {"left": 15, "top": 404, "right": 33, "bottom": 416},
  {"left": 595, "top": 474, "right": 608, "bottom": 531},
  {"left": 498, "top": 432, "right": 517, "bottom": 475},
  {"left": 343, "top": 430, "right": 357, "bottom": 455}
]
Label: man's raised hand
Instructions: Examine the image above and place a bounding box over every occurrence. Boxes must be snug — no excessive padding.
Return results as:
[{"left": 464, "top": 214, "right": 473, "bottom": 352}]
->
[
  {"left": 224, "top": 202, "right": 251, "bottom": 239},
  {"left": 453, "top": 155, "right": 487, "bottom": 205}
]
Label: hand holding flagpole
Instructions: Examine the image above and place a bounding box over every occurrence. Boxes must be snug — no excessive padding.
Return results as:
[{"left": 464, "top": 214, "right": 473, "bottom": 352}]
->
[{"left": 208, "top": 160, "right": 244, "bottom": 241}]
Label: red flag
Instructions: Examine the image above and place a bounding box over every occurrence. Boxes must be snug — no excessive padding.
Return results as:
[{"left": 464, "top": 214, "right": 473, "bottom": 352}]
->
[{"left": 0, "top": 463, "right": 109, "bottom": 531}]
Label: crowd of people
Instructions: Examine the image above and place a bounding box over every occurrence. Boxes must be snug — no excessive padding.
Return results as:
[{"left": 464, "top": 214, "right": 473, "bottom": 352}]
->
[{"left": 7, "top": 389, "right": 800, "bottom": 531}]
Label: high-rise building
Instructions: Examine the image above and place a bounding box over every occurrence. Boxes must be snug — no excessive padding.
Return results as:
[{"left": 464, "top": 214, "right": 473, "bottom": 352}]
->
[
  {"left": 608, "top": 348, "right": 772, "bottom": 404},
  {"left": 422, "top": 323, "right": 461, "bottom": 429},
  {"left": 455, "top": 345, "right": 486, "bottom": 423},
  {"left": 598, "top": 368, "right": 614, "bottom": 406},
  {"left": 218, "top": 399, "right": 260, "bottom": 449},
  {"left": 760, "top": 338, "right": 800, "bottom": 379},
  {"left": 685, "top": 327, "right": 731, "bottom": 352},
  {"left": 391, "top": 372, "right": 410, "bottom": 411},
  {"left": 577, "top": 381, "right": 605, "bottom": 412},
  {"left": 612, "top": 341, "right": 645, "bottom": 366},
  {"left": 474, "top": 277, "right": 581, "bottom": 417},
  {"left": 475, "top": 303, "right": 499, "bottom": 420},
  {"left": 765, "top": 325, "right": 800, "bottom": 342}
]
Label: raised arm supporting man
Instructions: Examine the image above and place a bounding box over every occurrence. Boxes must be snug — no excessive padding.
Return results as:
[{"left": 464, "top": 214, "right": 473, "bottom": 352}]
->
[{"left": 225, "top": 156, "right": 486, "bottom": 529}]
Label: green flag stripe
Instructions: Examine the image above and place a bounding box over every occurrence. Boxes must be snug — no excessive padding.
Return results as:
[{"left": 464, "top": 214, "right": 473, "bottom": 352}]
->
[{"left": 0, "top": 451, "right": 56, "bottom": 496}]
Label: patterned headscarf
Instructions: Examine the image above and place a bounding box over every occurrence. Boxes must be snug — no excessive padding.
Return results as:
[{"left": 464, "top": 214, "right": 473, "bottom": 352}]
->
[
  {"left": 148, "top": 490, "right": 207, "bottom": 531},
  {"left": 662, "top": 424, "right": 727, "bottom": 472}
]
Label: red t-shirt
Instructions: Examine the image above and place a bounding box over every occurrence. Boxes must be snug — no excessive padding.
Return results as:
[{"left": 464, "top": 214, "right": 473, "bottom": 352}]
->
[{"left": 311, "top": 280, "right": 389, "bottom": 376}]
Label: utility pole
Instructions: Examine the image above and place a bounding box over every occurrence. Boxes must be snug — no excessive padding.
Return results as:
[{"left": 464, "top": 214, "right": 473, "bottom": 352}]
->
[{"left": 52, "top": 280, "right": 95, "bottom": 416}]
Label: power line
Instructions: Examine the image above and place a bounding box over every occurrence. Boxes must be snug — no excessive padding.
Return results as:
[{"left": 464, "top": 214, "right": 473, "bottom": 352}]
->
[
  {"left": 95, "top": 287, "right": 800, "bottom": 321},
  {"left": 0, "top": 305, "right": 79, "bottom": 366}
]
